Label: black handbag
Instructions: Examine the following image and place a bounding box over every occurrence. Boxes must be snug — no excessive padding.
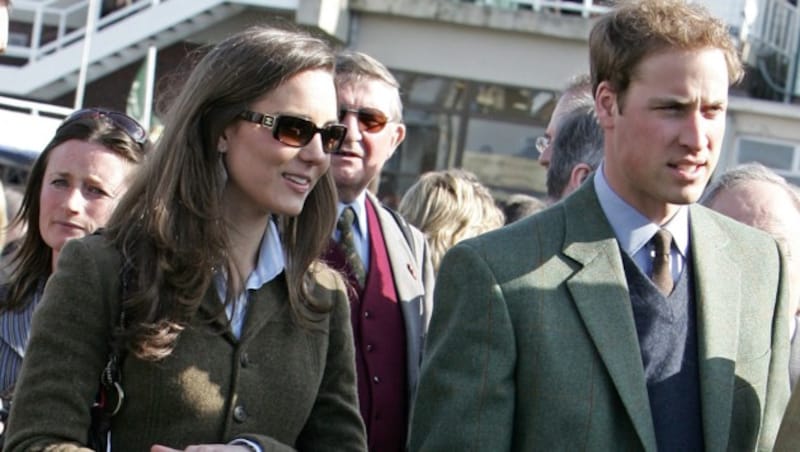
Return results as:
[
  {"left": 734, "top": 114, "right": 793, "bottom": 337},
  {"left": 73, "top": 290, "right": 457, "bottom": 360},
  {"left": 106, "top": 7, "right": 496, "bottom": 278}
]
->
[{"left": 0, "top": 321, "right": 124, "bottom": 452}]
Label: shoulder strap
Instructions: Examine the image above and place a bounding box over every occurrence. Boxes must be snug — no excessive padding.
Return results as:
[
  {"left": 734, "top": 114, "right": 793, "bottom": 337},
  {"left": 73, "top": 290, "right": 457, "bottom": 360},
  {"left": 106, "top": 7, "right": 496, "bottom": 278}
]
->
[
  {"left": 384, "top": 206, "right": 416, "bottom": 256},
  {"left": 90, "top": 231, "right": 129, "bottom": 417}
]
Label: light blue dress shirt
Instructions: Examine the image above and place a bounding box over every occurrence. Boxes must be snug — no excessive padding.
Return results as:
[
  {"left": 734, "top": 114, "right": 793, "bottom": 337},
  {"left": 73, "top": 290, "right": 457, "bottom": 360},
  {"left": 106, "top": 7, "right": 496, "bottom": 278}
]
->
[{"left": 594, "top": 163, "right": 689, "bottom": 283}]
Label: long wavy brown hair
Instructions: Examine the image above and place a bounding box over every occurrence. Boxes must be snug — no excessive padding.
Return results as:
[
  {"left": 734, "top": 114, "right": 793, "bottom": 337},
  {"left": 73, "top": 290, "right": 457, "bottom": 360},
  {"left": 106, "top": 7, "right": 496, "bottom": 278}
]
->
[
  {"left": 2, "top": 113, "right": 148, "bottom": 313},
  {"left": 104, "top": 25, "right": 339, "bottom": 361}
]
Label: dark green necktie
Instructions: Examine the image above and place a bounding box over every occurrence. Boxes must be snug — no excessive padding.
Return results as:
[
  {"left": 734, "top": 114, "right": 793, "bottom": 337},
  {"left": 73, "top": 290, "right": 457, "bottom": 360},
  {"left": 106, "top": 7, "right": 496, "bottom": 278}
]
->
[{"left": 337, "top": 207, "right": 366, "bottom": 286}]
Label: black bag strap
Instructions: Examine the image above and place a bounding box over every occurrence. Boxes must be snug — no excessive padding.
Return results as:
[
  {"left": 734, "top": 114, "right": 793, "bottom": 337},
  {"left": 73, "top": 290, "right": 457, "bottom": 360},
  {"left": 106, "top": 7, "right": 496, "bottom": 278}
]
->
[
  {"left": 99, "top": 256, "right": 130, "bottom": 415},
  {"left": 90, "top": 233, "right": 131, "bottom": 442}
]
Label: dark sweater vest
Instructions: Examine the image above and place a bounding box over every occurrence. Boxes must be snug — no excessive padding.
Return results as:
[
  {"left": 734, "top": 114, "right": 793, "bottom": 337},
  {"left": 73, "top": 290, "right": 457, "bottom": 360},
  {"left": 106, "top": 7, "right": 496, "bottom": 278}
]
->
[
  {"left": 322, "top": 200, "right": 408, "bottom": 452},
  {"left": 621, "top": 251, "right": 704, "bottom": 451}
]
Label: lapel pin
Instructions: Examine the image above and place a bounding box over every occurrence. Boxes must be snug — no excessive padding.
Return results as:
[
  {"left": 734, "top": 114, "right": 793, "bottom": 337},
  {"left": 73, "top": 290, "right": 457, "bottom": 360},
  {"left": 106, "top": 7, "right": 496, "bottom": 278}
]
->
[{"left": 407, "top": 263, "right": 417, "bottom": 280}]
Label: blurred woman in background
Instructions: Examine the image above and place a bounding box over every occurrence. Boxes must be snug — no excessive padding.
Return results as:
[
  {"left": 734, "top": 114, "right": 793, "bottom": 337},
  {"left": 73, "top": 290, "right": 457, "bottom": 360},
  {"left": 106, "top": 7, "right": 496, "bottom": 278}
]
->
[
  {"left": 0, "top": 108, "right": 149, "bottom": 395},
  {"left": 399, "top": 169, "right": 504, "bottom": 274}
]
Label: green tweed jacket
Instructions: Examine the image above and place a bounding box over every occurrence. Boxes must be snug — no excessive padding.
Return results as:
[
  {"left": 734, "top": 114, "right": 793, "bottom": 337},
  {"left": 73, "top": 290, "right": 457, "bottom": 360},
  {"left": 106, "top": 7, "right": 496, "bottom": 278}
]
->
[
  {"left": 408, "top": 181, "right": 791, "bottom": 452},
  {"left": 4, "top": 234, "right": 366, "bottom": 451}
]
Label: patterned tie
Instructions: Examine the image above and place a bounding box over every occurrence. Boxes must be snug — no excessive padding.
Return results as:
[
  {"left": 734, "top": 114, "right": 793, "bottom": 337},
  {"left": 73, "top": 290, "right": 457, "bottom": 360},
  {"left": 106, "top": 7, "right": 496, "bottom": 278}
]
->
[
  {"left": 337, "top": 207, "right": 366, "bottom": 287},
  {"left": 650, "top": 228, "right": 674, "bottom": 296}
]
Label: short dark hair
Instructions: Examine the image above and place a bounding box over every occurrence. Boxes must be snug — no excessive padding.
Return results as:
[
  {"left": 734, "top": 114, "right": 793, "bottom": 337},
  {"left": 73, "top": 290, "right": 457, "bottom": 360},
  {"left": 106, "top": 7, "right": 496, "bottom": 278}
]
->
[
  {"left": 503, "top": 194, "right": 546, "bottom": 224},
  {"left": 589, "top": 0, "right": 743, "bottom": 110},
  {"left": 546, "top": 105, "right": 604, "bottom": 200}
]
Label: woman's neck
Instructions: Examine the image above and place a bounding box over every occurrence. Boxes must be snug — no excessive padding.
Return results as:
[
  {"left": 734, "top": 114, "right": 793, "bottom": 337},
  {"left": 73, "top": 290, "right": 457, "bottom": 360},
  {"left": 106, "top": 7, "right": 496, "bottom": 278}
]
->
[
  {"left": 224, "top": 211, "right": 272, "bottom": 294},
  {"left": 51, "top": 248, "right": 59, "bottom": 274}
]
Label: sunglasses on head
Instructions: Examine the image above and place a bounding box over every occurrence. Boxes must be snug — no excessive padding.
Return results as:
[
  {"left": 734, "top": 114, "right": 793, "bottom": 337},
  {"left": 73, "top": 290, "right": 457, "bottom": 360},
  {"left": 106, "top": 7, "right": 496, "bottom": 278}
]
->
[
  {"left": 59, "top": 108, "right": 148, "bottom": 146},
  {"left": 239, "top": 111, "right": 347, "bottom": 154},
  {"left": 338, "top": 106, "right": 390, "bottom": 133}
]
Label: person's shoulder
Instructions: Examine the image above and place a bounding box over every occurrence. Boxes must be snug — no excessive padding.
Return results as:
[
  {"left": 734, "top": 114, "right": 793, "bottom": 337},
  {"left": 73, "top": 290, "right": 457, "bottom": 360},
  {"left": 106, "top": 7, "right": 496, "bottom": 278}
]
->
[
  {"left": 692, "top": 204, "right": 776, "bottom": 245},
  {"left": 309, "top": 261, "right": 344, "bottom": 287},
  {"left": 438, "top": 206, "right": 562, "bottom": 278},
  {"left": 371, "top": 193, "right": 426, "bottom": 246},
  {"left": 59, "top": 231, "right": 123, "bottom": 274},
  {"left": 472, "top": 201, "right": 564, "bottom": 246}
]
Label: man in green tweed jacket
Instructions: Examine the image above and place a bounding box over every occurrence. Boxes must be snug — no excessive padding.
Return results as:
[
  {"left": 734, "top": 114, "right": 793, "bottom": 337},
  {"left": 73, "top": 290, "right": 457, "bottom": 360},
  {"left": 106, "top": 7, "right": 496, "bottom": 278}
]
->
[{"left": 409, "top": 1, "right": 791, "bottom": 451}]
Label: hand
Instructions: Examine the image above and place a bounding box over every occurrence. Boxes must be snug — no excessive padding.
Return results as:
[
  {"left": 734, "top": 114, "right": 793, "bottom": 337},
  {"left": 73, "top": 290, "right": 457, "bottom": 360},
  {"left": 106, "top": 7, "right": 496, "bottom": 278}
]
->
[{"left": 151, "top": 445, "right": 251, "bottom": 452}]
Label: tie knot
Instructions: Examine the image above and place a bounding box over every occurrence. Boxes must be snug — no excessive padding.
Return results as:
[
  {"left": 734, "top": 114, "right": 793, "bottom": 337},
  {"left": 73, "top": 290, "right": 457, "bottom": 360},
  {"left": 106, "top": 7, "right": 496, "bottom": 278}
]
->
[
  {"left": 650, "top": 228, "right": 674, "bottom": 296},
  {"left": 652, "top": 228, "right": 673, "bottom": 256},
  {"left": 338, "top": 207, "right": 356, "bottom": 230}
]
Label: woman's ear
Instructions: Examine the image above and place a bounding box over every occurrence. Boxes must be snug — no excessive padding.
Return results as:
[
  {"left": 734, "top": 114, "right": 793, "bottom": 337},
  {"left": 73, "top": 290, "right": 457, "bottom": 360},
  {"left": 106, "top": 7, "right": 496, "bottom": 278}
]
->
[{"left": 217, "top": 134, "right": 229, "bottom": 153}]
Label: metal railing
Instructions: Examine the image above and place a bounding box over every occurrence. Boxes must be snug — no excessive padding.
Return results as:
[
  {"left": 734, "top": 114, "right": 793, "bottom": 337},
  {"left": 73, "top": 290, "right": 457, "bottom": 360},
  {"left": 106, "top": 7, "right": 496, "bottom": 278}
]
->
[
  {"left": 747, "top": 0, "right": 800, "bottom": 102},
  {"left": 466, "top": 0, "right": 613, "bottom": 18},
  {"left": 0, "top": 94, "right": 73, "bottom": 117},
  {"left": 751, "top": 0, "right": 799, "bottom": 58},
  {"left": 7, "top": 0, "right": 158, "bottom": 62}
]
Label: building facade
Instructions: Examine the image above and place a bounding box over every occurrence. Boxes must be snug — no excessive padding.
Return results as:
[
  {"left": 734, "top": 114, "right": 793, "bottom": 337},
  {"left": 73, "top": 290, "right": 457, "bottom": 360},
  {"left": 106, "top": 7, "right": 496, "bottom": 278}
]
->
[{"left": 2, "top": 0, "right": 800, "bottom": 199}]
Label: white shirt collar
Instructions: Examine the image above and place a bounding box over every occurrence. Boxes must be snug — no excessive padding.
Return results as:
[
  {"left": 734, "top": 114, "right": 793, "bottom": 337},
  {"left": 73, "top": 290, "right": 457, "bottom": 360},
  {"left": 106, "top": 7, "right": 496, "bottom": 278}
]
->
[{"left": 215, "top": 218, "right": 285, "bottom": 338}]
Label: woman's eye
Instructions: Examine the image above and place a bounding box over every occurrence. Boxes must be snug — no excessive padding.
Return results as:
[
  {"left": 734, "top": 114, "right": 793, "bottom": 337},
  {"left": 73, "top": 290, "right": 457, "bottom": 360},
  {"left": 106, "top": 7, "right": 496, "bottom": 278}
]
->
[{"left": 86, "top": 185, "right": 110, "bottom": 197}]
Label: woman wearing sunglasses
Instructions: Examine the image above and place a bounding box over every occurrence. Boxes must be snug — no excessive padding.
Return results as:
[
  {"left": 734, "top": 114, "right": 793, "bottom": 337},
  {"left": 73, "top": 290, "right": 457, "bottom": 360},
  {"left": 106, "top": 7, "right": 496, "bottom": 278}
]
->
[
  {"left": 4, "top": 25, "right": 366, "bottom": 452},
  {"left": 0, "top": 108, "right": 149, "bottom": 397}
]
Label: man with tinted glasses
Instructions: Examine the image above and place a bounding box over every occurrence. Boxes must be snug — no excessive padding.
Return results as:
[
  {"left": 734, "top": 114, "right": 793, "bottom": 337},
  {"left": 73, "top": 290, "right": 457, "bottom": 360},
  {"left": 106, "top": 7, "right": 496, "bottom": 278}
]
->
[
  {"left": 323, "top": 50, "right": 434, "bottom": 452},
  {"left": 410, "top": 1, "right": 791, "bottom": 451}
]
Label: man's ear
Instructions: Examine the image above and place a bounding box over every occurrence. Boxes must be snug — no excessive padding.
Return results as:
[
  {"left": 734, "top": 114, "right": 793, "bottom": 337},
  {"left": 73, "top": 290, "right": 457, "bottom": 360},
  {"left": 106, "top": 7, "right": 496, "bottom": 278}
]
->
[
  {"left": 571, "top": 163, "right": 593, "bottom": 185},
  {"left": 595, "top": 81, "right": 617, "bottom": 129},
  {"left": 565, "top": 163, "right": 594, "bottom": 197},
  {"left": 390, "top": 122, "right": 406, "bottom": 154}
]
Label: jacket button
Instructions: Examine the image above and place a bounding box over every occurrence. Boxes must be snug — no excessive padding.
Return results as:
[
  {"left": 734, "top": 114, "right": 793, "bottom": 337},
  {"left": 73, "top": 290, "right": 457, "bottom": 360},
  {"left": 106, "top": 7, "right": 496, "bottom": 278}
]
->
[
  {"left": 233, "top": 405, "right": 248, "bottom": 423},
  {"left": 240, "top": 352, "right": 250, "bottom": 367},
  {"left": 366, "top": 344, "right": 374, "bottom": 352},
  {"left": 373, "top": 376, "right": 380, "bottom": 384}
]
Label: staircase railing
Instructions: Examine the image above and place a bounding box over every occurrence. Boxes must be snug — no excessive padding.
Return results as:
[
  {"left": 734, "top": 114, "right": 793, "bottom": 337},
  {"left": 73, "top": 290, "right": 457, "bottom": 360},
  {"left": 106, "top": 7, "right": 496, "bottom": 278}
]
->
[
  {"left": 748, "top": 0, "right": 800, "bottom": 102},
  {"left": 7, "top": 0, "right": 157, "bottom": 62},
  {"left": 464, "top": 0, "right": 612, "bottom": 18}
]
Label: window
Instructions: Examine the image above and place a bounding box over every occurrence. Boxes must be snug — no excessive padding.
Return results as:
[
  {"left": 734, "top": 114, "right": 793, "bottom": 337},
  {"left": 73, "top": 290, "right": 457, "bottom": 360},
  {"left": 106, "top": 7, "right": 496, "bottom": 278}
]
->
[
  {"left": 379, "top": 70, "right": 555, "bottom": 203},
  {"left": 736, "top": 136, "right": 800, "bottom": 184}
]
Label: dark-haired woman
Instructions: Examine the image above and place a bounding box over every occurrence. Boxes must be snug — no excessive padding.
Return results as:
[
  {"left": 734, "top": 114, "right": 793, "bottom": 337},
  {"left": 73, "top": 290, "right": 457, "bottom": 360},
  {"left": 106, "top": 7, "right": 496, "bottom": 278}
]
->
[
  {"left": 4, "top": 25, "right": 366, "bottom": 452},
  {"left": 0, "top": 108, "right": 149, "bottom": 395}
]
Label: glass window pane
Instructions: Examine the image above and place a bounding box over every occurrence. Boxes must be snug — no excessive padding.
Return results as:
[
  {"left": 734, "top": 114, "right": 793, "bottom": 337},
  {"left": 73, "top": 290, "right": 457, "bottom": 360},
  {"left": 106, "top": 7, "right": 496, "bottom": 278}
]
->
[
  {"left": 737, "top": 138, "right": 795, "bottom": 170},
  {"left": 396, "top": 72, "right": 466, "bottom": 111},
  {"left": 784, "top": 174, "right": 800, "bottom": 187},
  {"left": 379, "top": 110, "right": 461, "bottom": 202},
  {"left": 471, "top": 83, "right": 557, "bottom": 123},
  {"left": 461, "top": 118, "right": 546, "bottom": 195}
]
